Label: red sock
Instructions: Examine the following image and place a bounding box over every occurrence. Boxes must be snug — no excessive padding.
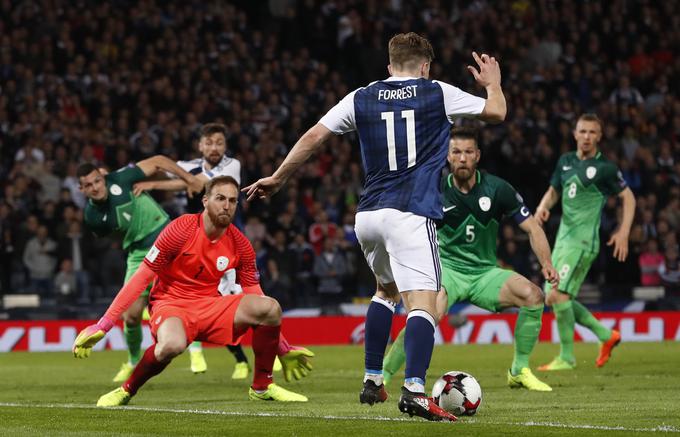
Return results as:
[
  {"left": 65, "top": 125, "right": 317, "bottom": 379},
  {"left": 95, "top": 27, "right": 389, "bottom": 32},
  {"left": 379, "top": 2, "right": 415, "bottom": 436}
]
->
[
  {"left": 251, "top": 324, "right": 281, "bottom": 391},
  {"left": 123, "top": 344, "right": 170, "bottom": 395}
]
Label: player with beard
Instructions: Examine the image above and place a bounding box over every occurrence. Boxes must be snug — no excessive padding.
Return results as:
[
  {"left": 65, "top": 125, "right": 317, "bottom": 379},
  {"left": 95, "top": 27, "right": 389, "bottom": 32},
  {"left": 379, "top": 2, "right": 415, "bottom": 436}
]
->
[
  {"left": 134, "top": 124, "right": 309, "bottom": 381},
  {"left": 73, "top": 176, "right": 311, "bottom": 406},
  {"left": 382, "top": 127, "right": 558, "bottom": 391}
]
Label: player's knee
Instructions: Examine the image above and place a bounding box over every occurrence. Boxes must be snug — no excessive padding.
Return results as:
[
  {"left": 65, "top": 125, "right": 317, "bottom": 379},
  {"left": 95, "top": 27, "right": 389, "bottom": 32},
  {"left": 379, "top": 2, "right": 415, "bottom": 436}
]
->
[
  {"left": 155, "top": 338, "right": 186, "bottom": 361},
  {"left": 123, "top": 313, "right": 141, "bottom": 326},
  {"left": 257, "top": 296, "right": 282, "bottom": 325},
  {"left": 523, "top": 285, "right": 544, "bottom": 307}
]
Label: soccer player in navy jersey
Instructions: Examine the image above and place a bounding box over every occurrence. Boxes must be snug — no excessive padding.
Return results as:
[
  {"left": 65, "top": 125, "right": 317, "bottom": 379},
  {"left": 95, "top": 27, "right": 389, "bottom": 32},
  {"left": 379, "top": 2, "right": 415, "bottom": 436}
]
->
[{"left": 245, "top": 32, "right": 506, "bottom": 421}]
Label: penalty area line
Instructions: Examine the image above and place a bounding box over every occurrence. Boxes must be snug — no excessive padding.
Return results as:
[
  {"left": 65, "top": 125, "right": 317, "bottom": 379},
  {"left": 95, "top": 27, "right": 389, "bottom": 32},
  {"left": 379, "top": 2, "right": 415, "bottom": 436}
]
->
[{"left": 0, "top": 403, "right": 678, "bottom": 432}]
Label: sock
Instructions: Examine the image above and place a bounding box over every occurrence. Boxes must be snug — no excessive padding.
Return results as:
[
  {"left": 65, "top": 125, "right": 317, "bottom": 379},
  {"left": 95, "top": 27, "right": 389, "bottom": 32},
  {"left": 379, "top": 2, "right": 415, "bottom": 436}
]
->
[
  {"left": 364, "top": 296, "right": 395, "bottom": 380},
  {"left": 553, "top": 300, "right": 575, "bottom": 363},
  {"left": 511, "top": 305, "right": 543, "bottom": 375},
  {"left": 572, "top": 300, "right": 612, "bottom": 342},
  {"left": 227, "top": 344, "right": 249, "bottom": 363},
  {"left": 123, "top": 344, "right": 170, "bottom": 395},
  {"left": 251, "top": 324, "right": 280, "bottom": 391},
  {"left": 383, "top": 328, "right": 406, "bottom": 375},
  {"left": 124, "top": 322, "right": 143, "bottom": 365},
  {"left": 188, "top": 341, "right": 202, "bottom": 353},
  {"left": 404, "top": 310, "right": 435, "bottom": 393}
]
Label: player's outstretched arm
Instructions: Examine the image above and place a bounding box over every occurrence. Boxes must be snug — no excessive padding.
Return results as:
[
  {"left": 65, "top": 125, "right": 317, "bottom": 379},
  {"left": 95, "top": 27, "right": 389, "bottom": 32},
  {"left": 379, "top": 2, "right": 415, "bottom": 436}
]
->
[
  {"left": 607, "top": 187, "right": 636, "bottom": 262},
  {"left": 73, "top": 263, "right": 157, "bottom": 358},
  {"left": 137, "top": 155, "right": 204, "bottom": 198},
  {"left": 519, "top": 215, "right": 559, "bottom": 288},
  {"left": 243, "top": 123, "right": 332, "bottom": 201},
  {"left": 535, "top": 186, "right": 560, "bottom": 226},
  {"left": 467, "top": 51, "right": 506, "bottom": 123}
]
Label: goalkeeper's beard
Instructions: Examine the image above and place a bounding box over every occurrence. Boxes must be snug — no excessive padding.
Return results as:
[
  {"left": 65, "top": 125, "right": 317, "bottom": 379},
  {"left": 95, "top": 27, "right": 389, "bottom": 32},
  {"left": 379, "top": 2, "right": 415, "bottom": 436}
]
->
[{"left": 207, "top": 209, "right": 232, "bottom": 228}]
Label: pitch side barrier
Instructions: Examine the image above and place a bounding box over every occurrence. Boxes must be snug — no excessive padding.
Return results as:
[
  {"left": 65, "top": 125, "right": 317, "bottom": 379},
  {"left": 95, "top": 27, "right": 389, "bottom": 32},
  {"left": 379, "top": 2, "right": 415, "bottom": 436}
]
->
[{"left": 1, "top": 311, "right": 680, "bottom": 352}]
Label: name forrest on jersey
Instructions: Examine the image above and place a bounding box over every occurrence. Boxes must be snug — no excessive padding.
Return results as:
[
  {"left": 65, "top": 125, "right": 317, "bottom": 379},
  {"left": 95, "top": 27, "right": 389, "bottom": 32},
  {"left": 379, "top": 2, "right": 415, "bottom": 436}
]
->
[{"left": 377, "top": 85, "right": 418, "bottom": 100}]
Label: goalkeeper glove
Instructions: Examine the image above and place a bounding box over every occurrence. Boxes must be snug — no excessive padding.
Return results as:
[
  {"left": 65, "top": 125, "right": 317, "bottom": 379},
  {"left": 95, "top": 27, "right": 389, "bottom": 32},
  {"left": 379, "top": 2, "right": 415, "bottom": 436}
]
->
[
  {"left": 72, "top": 317, "right": 114, "bottom": 358},
  {"left": 279, "top": 346, "right": 314, "bottom": 382}
]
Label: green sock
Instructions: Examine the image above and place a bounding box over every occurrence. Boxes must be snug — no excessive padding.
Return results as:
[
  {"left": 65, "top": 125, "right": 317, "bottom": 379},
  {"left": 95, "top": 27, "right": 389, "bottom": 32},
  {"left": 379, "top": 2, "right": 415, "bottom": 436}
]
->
[
  {"left": 553, "top": 300, "right": 575, "bottom": 363},
  {"left": 572, "top": 300, "right": 611, "bottom": 342},
  {"left": 124, "top": 322, "right": 143, "bottom": 365},
  {"left": 382, "top": 328, "right": 406, "bottom": 376},
  {"left": 188, "top": 341, "right": 203, "bottom": 352},
  {"left": 511, "top": 305, "right": 543, "bottom": 375}
]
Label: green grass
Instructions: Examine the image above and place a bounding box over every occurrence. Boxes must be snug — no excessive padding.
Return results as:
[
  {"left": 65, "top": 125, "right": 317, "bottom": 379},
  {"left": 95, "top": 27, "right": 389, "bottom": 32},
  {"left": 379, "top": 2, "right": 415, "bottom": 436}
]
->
[{"left": 1, "top": 342, "right": 679, "bottom": 436}]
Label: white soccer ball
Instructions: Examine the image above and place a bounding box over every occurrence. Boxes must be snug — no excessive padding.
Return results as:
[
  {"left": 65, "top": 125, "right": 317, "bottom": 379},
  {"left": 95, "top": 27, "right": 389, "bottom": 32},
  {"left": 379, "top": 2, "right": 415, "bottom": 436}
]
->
[{"left": 431, "top": 371, "right": 482, "bottom": 416}]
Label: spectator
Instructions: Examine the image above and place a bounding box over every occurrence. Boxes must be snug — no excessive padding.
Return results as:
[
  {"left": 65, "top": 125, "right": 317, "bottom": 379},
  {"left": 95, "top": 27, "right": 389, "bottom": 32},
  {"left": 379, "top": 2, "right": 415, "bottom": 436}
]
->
[
  {"left": 54, "top": 258, "right": 77, "bottom": 305},
  {"left": 22, "top": 224, "right": 58, "bottom": 297},
  {"left": 289, "top": 233, "right": 316, "bottom": 307},
  {"left": 313, "top": 237, "right": 347, "bottom": 315},
  {"left": 639, "top": 239, "right": 665, "bottom": 286}
]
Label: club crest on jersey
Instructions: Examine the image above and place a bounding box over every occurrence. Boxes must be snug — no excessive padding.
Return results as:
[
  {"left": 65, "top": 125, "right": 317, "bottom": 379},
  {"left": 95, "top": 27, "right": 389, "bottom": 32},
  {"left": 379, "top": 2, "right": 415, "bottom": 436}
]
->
[
  {"left": 478, "top": 196, "right": 491, "bottom": 212},
  {"left": 586, "top": 166, "right": 597, "bottom": 179},
  {"left": 216, "top": 256, "right": 229, "bottom": 271},
  {"left": 109, "top": 184, "right": 122, "bottom": 195}
]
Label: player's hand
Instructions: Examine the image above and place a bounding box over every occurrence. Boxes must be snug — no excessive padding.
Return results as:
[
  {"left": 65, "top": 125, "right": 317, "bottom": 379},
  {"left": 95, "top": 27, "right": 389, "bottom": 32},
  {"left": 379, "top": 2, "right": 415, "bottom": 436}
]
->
[
  {"left": 535, "top": 207, "right": 550, "bottom": 226},
  {"left": 72, "top": 317, "right": 114, "bottom": 358},
  {"left": 467, "top": 51, "right": 501, "bottom": 88},
  {"left": 186, "top": 176, "right": 204, "bottom": 199},
  {"left": 133, "top": 181, "right": 155, "bottom": 196},
  {"left": 242, "top": 176, "right": 284, "bottom": 201},
  {"left": 279, "top": 346, "right": 314, "bottom": 382},
  {"left": 542, "top": 264, "right": 559, "bottom": 288},
  {"left": 607, "top": 229, "right": 629, "bottom": 262}
]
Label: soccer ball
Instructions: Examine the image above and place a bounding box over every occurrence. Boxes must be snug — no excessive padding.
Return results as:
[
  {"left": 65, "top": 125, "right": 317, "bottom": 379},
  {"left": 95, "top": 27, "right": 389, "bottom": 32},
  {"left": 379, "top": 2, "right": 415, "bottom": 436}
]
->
[{"left": 431, "top": 371, "right": 482, "bottom": 416}]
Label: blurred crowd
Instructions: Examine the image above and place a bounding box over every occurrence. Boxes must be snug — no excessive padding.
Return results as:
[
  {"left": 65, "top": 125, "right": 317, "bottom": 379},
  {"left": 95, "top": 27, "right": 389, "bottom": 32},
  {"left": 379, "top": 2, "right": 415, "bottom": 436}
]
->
[{"left": 0, "top": 0, "right": 678, "bottom": 312}]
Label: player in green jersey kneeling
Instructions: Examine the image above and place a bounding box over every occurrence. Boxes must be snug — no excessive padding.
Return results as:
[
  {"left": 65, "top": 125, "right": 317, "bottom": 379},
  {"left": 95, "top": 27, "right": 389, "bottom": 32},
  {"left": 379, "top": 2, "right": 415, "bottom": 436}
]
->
[
  {"left": 535, "top": 114, "right": 635, "bottom": 371},
  {"left": 383, "top": 127, "right": 558, "bottom": 391}
]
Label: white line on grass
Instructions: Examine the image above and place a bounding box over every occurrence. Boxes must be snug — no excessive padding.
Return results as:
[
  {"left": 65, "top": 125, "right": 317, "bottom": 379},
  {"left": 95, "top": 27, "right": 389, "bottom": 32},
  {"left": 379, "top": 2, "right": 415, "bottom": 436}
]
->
[{"left": 0, "top": 402, "right": 678, "bottom": 433}]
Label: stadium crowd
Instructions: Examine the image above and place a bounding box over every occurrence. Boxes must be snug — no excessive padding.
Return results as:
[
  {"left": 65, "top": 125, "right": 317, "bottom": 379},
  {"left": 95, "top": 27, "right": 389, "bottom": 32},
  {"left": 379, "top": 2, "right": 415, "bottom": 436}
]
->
[{"left": 0, "top": 0, "right": 678, "bottom": 311}]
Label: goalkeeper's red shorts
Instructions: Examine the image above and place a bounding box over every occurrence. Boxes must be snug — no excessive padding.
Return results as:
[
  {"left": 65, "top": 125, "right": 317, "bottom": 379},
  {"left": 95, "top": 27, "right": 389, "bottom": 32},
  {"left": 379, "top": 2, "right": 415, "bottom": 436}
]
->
[{"left": 149, "top": 295, "right": 246, "bottom": 345}]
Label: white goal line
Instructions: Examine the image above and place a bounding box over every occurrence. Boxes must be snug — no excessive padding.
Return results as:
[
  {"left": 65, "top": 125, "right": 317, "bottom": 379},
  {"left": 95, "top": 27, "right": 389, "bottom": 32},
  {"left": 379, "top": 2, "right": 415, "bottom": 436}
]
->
[{"left": 0, "top": 402, "right": 677, "bottom": 433}]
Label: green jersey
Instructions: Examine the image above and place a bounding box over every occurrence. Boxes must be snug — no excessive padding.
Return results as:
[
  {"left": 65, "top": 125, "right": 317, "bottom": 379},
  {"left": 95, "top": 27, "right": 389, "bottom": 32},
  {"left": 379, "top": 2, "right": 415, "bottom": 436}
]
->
[
  {"left": 438, "top": 171, "right": 529, "bottom": 274},
  {"left": 83, "top": 166, "right": 169, "bottom": 252},
  {"left": 550, "top": 151, "right": 627, "bottom": 253}
]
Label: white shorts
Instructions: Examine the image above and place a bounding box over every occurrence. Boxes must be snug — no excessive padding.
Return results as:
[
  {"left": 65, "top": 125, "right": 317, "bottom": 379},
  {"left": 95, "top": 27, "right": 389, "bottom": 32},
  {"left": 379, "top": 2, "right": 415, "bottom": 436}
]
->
[{"left": 354, "top": 208, "right": 441, "bottom": 292}]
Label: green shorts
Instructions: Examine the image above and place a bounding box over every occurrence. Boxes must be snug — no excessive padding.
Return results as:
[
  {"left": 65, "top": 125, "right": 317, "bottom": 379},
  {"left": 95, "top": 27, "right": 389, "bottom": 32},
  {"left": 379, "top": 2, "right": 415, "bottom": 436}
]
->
[
  {"left": 125, "top": 247, "right": 153, "bottom": 298},
  {"left": 442, "top": 265, "right": 514, "bottom": 313},
  {"left": 544, "top": 243, "right": 598, "bottom": 298}
]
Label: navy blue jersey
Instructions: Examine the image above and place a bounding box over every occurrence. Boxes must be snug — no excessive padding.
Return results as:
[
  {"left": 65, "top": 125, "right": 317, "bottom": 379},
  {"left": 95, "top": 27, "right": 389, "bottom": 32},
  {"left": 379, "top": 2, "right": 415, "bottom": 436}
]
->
[{"left": 320, "top": 76, "right": 484, "bottom": 219}]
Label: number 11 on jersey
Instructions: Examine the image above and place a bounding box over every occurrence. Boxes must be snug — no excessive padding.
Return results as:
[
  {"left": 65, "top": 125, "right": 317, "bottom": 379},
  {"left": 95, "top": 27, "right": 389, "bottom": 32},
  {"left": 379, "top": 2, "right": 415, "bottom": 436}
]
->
[{"left": 381, "top": 110, "right": 416, "bottom": 171}]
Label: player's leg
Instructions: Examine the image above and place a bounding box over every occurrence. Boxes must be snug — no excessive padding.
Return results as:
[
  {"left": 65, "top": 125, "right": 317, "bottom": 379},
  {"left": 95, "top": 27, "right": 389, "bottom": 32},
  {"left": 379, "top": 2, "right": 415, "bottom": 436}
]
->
[
  {"left": 233, "top": 294, "right": 307, "bottom": 402},
  {"left": 383, "top": 273, "right": 454, "bottom": 385},
  {"left": 354, "top": 211, "right": 399, "bottom": 405},
  {"left": 495, "top": 272, "right": 551, "bottom": 391},
  {"left": 361, "top": 279, "right": 399, "bottom": 404},
  {"left": 113, "top": 294, "right": 147, "bottom": 382},
  {"left": 187, "top": 341, "right": 207, "bottom": 374},
  {"left": 563, "top": 251, "right": 621, "bottom": 366},
  {"left": 538, "top": 245, "right": 580, "bottom": 370},
  {"left": 386, "top": 214, "right": 454, "bottom": 421},
  {"left": 98, "top": 316, "right": 187, "bottom": 407},
  {"left": 113, "top": 248, "right": 152, "bottom": 382},
  {"left": 226, "top": 344, "right": 250, "bottom": 379}
]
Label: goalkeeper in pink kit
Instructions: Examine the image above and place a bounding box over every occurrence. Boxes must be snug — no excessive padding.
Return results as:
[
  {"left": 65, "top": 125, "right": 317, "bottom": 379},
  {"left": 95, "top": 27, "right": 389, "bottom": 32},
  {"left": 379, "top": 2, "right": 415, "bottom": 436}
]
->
[{"left": 73, "top": 176, "right": 313, "bottom": 405}]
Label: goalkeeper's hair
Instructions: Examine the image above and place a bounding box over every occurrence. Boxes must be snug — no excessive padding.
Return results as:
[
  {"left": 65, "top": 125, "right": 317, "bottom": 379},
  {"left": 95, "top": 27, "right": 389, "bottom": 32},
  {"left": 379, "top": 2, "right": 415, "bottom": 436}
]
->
[{"left": 205, "top": 175, "right": 239, "bottom": 196}]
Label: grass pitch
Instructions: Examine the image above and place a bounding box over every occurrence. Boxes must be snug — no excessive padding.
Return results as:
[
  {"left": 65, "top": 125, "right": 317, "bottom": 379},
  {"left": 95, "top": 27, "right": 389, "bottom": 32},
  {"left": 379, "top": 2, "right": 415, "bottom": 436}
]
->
[{"left": 1, "top": 341, "right": 679, "bottom": 436}]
